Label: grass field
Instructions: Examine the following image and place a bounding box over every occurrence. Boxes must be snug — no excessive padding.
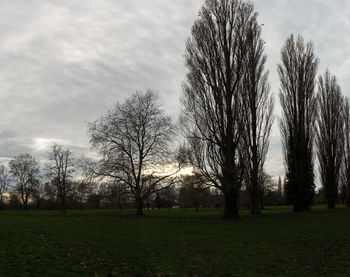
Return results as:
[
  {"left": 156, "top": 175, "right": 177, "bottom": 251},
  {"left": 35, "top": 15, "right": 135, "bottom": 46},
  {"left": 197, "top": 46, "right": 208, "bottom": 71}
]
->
[{"left": 0, "top": 206, "right": 350, "bottom": 277}]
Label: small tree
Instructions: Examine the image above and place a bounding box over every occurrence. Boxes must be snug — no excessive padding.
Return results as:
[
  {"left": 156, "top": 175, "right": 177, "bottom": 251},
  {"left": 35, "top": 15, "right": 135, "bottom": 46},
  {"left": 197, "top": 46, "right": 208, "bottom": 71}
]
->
[
  {"left": 88, "top": 91, "right": 180, "bottom": 215},
  {"left": 8, "top": 193, "right": 20, "bottom": 210},
  {"left": 32, "top": 182, "right": 45, "bottom": 210},
  {"left": 9, "top": 153, "right": 40, "bottom": 210},
  {"left": 107, "top": 182, "right": 129, "bottom": 210},
  {"left": 178, "top": 174, "right": 208, "bottom": 211},
  {"left": 316, "top": 71, "right": 345, "bottom": 209},
  {"left": 160, "top": 186, "right": 177, "bottom": 211},
  {"left": 71, "top": 180, "right": 91, "bottom": 210},
  {"left": 87, "top": 184, "right": 105, "bottom": 209},
  {"left": 0, "top": 165, "right": 10, "bottom": 209},
  {"left": 47, "top": 144, "right": 75, "bottom": 213},
  {"left": 260, "top": 172, "right": 276, "bottom": 209}
]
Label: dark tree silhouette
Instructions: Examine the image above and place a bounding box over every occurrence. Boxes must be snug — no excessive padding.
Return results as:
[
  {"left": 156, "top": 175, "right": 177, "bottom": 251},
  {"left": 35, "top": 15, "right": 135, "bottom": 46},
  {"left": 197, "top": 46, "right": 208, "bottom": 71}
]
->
[
  {"left": 71, "top": 179, "right": 91, "bottom": 210},
  {"left": 277, "top": 176, "right": 282, "bottom": 197},
  {"left": 105, "top": 182, "right": 129, "bottom": 211},
  {"left": 88, "top": 91, "right": 180, "bottom": 216},
  {"left": 181, "top": 0, "right": 257, "bottom": 219},
  {"left": 342, "top": 97, "right": 350, "bottom": 207},
  {"left": 178, "top": 174, "right": 209, "bottom": 211},
  {"left": 9, "top": 153, "right": 40, "bottom": 210},
  {"left": 316, "top": 71, "right": 344, "bottom": 209},
  {"left": 279, "top": 34, "right": 318, "bottom": 212},
  {"left": 47, "top": 143, "right": 75, "bottom": 213},
  {"left": 240, "top": 13, "right": 274, "bottom": 214},
  {"left": 260, "top": 171, "right": 276, "bottom": 210},
  {"left": 0, "top": 165, "right": 10, "bottom": 209}
]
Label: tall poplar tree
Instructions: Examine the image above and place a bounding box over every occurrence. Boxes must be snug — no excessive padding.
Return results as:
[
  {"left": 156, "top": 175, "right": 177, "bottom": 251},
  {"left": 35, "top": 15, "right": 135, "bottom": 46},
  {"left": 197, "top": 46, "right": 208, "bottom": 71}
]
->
[
  {"left": 181, "top": 0, "right": 257, "bottom": 218},
  {"left": 316, "top": 71, "right": 344, "bottom": 209},
  {"left": 240, "top": 14, "right": 274, "bottom": 214},
  {"left": 279, "top": 34, "right": 318, "bottom": 212}
]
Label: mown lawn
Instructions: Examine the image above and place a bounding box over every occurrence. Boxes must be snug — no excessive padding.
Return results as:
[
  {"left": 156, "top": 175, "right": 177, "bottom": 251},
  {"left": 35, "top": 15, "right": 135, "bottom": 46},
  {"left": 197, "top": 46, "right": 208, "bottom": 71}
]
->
[{"left": 0, "top": 206, "right": 350, "bottom": 276}]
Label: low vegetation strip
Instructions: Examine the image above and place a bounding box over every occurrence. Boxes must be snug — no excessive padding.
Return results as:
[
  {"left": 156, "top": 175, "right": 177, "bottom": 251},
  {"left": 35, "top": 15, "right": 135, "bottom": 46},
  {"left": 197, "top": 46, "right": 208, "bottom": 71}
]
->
[{"left": 0, "top": 206, "right": 349, "bottom": 276}]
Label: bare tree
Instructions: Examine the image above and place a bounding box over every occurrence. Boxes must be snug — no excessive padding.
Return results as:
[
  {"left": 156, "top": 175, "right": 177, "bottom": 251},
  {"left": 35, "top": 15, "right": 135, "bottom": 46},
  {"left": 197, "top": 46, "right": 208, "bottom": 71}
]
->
[
  {"left": 71, "top": 179, "right": 92, "bottom": 210},
  {"left": 0, "top": 165, "right": 10, "bottom": 209},
  {"left": 240, "top": 13, "right": 274, "bottom": 214},
  {"left": 154, "top": 186, "right": 177, "bottom": 211},
  {"left": 9, "top": 153, "right": 40, "bottom": 210},
  {"left": 316, "top": 71, "right": 344, "bottom": 209},
  {"left": 279, "top": 34, "right": 318, "bottom": 212},
  {"left": 260, "top": 172, "right": 276, "bottom": 210},
  {"left": 342, "top": 98, "right": 350, "bottom": 207},
  {"left": 32, "top": 182, "right": 45, "bottom": 210},
  {"left": 181, "top": 0, "right": 257, "bottom": 219},
  {"left": 87, "top": 183, "right": 105, "bottom": 209},
  {"left": 47, "top": 143, "right": 75, "bottom": 212},
  {"left": 178, "top": 174, "right": 209, "bottom": 211},
  {"left": 88, "top": 91, "right": 180, "bottom": 215},
  {"left": 105, "top": 182, "right": 129, "bottom": 210}
]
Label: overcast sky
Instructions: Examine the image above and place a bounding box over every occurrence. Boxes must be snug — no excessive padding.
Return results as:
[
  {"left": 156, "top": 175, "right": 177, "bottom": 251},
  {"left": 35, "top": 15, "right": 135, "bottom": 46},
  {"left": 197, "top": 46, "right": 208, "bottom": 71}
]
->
[{"left": 0, "top": 0, "right": 349, "bottom": 180}]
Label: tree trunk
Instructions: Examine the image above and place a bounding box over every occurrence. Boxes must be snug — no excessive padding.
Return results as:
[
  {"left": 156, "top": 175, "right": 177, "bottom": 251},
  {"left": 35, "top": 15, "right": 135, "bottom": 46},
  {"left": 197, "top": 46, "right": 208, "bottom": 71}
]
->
[
  {"left": 61, "top": 198, "right": 66, "bottom": 213},
  {"left": 223, "top": 189, "right": 239, "bottom": 219},
  {"left": 22, "top": 193, "right": 28, "bottom": 210},
  {"left": 194, "top": 199, "right": 198, "bottom": 212},
  {"left": 23, "top": 195, "right": 28, "bottom": 210},
  {"left": 80, "top": 199, "right": 84, "bottom": 211},
  {"left": 328, "top": 200, "right": 335, "bottom": 209},
  {"left": 251, "top": 197, "right": 261, "bottom": 215},
  {"left": 135, "top": 198, "right": 144, "bottom": 216},
  {"left": 250, "top": 114, "right": 261, "bottom": 216},
  {"left": 221, "top": 143, "right": 240, "bottom": 219},
  {"left": 325, "top": 179, "right": 337, "bottom": 209},
  {"left": 293, "top": 201, "right": 309, "bottom": 212}
]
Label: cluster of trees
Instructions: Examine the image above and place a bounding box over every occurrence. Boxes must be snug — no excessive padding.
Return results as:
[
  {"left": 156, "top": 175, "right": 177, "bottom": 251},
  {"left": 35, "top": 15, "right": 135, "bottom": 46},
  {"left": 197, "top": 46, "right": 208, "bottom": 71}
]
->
[
  {"left": 0, "top": 145, "right": 79, "bottom": 212},
  {"left": 0, "top": 166, "right": 285, "bottom": 212},
  {"left": 1, "top": 0, "right": 349, "bottom": 218},
  {"left": 279, "top": 37, "right": 350, "bottom": 211},
  {"left": 180, "top": 0, "right": 350, "bottom": 218},
  {"left": 180, "top": 0, "right": 274, "bottom": 218}
]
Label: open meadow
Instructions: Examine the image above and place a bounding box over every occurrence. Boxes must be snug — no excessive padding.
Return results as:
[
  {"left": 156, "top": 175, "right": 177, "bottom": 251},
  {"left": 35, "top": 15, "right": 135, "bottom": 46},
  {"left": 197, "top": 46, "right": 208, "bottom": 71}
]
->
[{"left": 0, "top": 206, "right": 350, "bottom": 276}]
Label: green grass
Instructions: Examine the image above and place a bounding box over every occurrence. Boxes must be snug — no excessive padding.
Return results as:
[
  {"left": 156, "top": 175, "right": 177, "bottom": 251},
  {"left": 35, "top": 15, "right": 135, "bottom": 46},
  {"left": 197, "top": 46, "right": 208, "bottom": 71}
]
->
[{"left": 0, "top": 206, "right": 350, "bottom": 276}]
